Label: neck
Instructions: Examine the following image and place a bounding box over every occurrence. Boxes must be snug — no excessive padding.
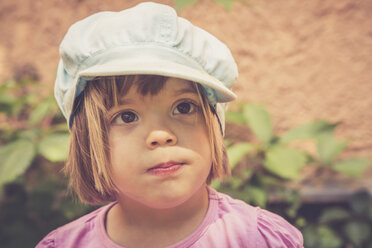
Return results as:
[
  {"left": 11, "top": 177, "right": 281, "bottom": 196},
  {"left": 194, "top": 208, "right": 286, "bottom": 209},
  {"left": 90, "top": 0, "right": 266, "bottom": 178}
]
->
[{"left": 106, "top": 185, "right": 209, "bottom": 247}]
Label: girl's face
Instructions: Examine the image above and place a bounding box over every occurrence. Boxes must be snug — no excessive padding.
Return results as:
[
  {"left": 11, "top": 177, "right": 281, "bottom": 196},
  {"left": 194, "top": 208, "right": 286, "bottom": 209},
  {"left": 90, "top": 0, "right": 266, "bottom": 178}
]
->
[{"left": 108, "top": 77, "right": 212, "bottom": 209}]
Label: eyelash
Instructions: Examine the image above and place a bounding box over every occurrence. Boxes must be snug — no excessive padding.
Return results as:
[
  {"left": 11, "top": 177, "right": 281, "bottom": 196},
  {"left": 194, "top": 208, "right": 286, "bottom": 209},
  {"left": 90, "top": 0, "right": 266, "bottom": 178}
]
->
[{"left": 111, "top": 100, "right": 199, "bottom": 125}]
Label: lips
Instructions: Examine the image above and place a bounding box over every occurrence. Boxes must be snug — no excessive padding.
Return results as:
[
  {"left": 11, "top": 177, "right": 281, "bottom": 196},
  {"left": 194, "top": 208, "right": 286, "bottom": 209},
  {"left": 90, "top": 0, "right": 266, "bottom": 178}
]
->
[{"left": 147, "top": 161, "right": 184, "bottom": 176}]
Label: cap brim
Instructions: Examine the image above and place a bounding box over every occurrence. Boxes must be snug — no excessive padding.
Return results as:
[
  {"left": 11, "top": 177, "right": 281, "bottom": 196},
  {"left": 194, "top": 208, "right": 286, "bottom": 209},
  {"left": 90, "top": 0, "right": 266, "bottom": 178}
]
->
[{"left": 78, "top": 58, "right": 236, "bottom": 103}]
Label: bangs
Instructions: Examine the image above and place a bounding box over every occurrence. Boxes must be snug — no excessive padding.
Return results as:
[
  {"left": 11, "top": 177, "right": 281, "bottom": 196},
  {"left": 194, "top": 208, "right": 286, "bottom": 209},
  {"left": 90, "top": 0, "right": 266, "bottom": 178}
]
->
[
  {"left": 113, "top": 75, "right": 167, "bottom": 99},
  {"left": 112, "top": 75, "right": 168, "bottom": 97}
]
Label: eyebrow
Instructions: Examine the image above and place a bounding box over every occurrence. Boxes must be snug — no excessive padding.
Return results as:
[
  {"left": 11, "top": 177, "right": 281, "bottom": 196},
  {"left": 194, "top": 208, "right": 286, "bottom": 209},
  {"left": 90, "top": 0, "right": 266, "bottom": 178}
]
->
[
  {"left": 118, "top": 98, "right": 135, "bottom": 105},
  {"left": 175, "top": 86, "right": 198, "bottom": 95}
]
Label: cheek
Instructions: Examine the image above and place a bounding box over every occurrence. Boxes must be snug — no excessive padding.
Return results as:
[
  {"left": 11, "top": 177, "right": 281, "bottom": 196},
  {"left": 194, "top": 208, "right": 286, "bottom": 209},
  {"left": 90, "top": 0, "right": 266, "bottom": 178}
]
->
[
  {"left": 181, "top": 124, "right": 211, "bottom": 158},
  {"left": 109, "top": 132, "right": 137, "bottom": 166},
  {"left": 109, "top": 137, "right": 139, "bottom": 186}
]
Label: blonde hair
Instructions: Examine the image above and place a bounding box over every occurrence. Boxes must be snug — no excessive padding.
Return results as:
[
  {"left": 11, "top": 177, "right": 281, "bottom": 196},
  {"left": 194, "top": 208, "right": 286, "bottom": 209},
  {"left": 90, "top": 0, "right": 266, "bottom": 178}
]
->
[{"left": 66, "top": 75, "right": 229, "bottom": 205}]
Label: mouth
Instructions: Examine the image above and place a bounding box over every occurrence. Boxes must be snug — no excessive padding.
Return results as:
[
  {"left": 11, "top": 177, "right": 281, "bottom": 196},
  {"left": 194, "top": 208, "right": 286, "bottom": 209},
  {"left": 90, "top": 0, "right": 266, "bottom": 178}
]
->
[{"left": 147, "top": 161, "right": 185, "bottom": 176}]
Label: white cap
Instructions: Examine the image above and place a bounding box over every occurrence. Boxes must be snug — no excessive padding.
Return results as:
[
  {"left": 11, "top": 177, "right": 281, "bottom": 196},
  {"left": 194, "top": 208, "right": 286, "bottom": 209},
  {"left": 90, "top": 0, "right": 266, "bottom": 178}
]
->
[{"left": 55, "top": 2, "right": 238, "bottom": 131}]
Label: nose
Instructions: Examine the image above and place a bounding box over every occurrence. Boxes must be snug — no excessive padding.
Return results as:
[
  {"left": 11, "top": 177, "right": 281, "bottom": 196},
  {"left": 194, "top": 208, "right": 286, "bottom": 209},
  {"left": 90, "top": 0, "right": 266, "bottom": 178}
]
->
[{"left": 146, "top": 129, "right": 177, "bottom": 149}]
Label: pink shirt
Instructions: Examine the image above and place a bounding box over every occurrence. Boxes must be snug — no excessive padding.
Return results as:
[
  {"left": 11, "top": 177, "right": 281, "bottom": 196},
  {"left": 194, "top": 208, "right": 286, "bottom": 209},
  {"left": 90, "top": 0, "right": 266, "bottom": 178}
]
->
[{"left": 36, "top": 188, "right": 303, "bottom": 247}]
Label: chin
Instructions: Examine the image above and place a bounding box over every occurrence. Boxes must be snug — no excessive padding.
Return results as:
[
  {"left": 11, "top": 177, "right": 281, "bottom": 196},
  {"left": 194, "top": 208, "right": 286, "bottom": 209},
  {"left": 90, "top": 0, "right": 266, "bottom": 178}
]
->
[
  {"left": 146, "top": 193, "right": 193, "bottom": 209},
  {"left": 147, "top": 184, "right": 207, "bottom": 209}
]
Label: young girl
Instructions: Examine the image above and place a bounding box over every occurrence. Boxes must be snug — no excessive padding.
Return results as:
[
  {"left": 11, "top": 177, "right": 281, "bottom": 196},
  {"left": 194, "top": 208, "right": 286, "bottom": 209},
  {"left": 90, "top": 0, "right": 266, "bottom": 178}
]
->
[{"left": 37, "top": 2, "right": 303, "bottom": 247}]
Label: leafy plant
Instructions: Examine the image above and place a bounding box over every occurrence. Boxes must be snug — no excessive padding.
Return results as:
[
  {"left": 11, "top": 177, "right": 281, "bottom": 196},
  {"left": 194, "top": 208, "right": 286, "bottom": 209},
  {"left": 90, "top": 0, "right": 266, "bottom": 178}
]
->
[
  {"left": 0, "top": 78, "right": 94, "bottom": 247},
  {"left": 212, "top": 102, "right": 371, "bottom": 247},
  {"left": 0, "top": 79, "right": 69, "bottom": 197},
  {"left": 304, "top": 190, "right": 372, "bottom": 247},
  {"left": 213, "top": 102, "right": 370, "bottom": 210}
]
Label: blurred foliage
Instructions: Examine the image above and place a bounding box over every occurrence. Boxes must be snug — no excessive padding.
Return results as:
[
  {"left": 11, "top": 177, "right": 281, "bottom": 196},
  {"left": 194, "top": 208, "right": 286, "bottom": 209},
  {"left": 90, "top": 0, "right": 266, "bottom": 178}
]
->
[
  {"left": 0, "top": 78, "right": 96, "bottom": 247},
  {"left": 213, "top": 102, "right": 372, "bottom": 247},
  {"left": 303, "top": 190, "right": 372, "bottom": 248},
  {"left": 214, "top": 103, "right": 370, "bottom": 207},
  {"left": 0, "top": 78, "right": 69, "bottom": 194},
  {"left": 0, "top": 78, "right": 371, "bottom": 247}
]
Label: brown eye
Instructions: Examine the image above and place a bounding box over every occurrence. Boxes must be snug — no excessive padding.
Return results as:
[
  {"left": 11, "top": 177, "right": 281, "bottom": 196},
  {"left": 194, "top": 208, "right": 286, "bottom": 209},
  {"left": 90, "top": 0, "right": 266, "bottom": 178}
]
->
[
  {"left": 120, "top": 111, "right": 138, "bottom": 123},
  {"left": 112, "top": 111, "right": 138, "bottom": 124},
  {"left": 177, "top": 102, "right": 191, "bottom": 113},
  {"left": 174, "top": 102, "right": 196, "bottom": 115}
]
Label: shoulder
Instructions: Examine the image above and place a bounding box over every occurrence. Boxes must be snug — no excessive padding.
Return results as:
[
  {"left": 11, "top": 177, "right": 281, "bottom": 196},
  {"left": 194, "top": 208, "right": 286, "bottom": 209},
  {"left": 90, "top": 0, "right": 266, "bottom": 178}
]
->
[
  {"left": 256, "top": 207, "right": 303, "bottom": 248},
  {"left": 208, "top": 188, "right": 303, "bottom": 248},
  {"left": 209, "top": 188, "right": 259, "bottom": 225},
  {"left": 35, "top": 203, "right": 115, "bottom": 248}
]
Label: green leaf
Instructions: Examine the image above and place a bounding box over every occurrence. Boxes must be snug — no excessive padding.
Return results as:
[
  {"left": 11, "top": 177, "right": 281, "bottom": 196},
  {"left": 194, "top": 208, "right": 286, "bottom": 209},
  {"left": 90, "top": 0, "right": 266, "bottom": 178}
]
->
[
  {"left": 10, "top": 98, "right": 27, "bottom": 117},
  {"left": 0, "top": 93, "right": 16, "bottom": 114},
  {"left": 60, "top": 200, "right": 91, "bottom": 220},
  {"left": 218, "top": 186, "right": 251, "bottom": 203},
  {"left": 224, "top": 138, "right": 233, "bottom": 147},
  {"left": 227, "top": 142, "right": 255, "bottom": 169},
  {"left": 296, "top": 217, "right": 306, "bottom": 228},
  {"left": 18, "top": 129, "right": 40, "bottom": 141},
  {"left": 229, "top": 177, "right": 244, "bottom": 189},
  {"left": 280, "top": 120, "right": 337, "bottom": 143},
  {"left": 264, "top": 146, "right": 307, "bottom": 179},
  {"left": 29, "top": 100, "right": 52, "bottom": 125},
  {"left": 212, "top": 0, "right": 233, "bottom": 10},
  {"left": 210, "top": 179, "right": 221, "bottom": 190},
  {"left": 303, "top": 225, "right": 342, "bottom": 248},
  {"left": 319, "top": 207, "right": 350, "bottom": 223},
  {"left": 258, "top": 174, "right": 281, "bottom": 185},
  {"left": 244, "top": 186, "right": 267, "bottom": 207},
  {"left": 332, "top": 158, "right": 370, "bottom": 177},
  {"left": 174, "top": 0, "right": 198, "bottom": 11},
  {"left": 50, "top": 122, "right": 70, "bottom": 133},
  {"left": 241, "top": 168, "right": 253, "bottom": 181},
  {"left": 38, "top": 133, "right": 70, "bottom": 162},
  {"left": 243, "top": 104, "right": 273, "bottom": 144},
  {"left": 317, "top": 134, "right": 348, "bottom": 164},
  {"left": 0, "top": 139, "right": 36, "bottom": 188},
  {"left": 344, "top": 221, "right": 371, "bottom": 246},
  {"left": 225, "top": 110, "right": 246, "bottom": 124},
  {"left": 318, "top": 226, "right": 344, "bottom": 247}
]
